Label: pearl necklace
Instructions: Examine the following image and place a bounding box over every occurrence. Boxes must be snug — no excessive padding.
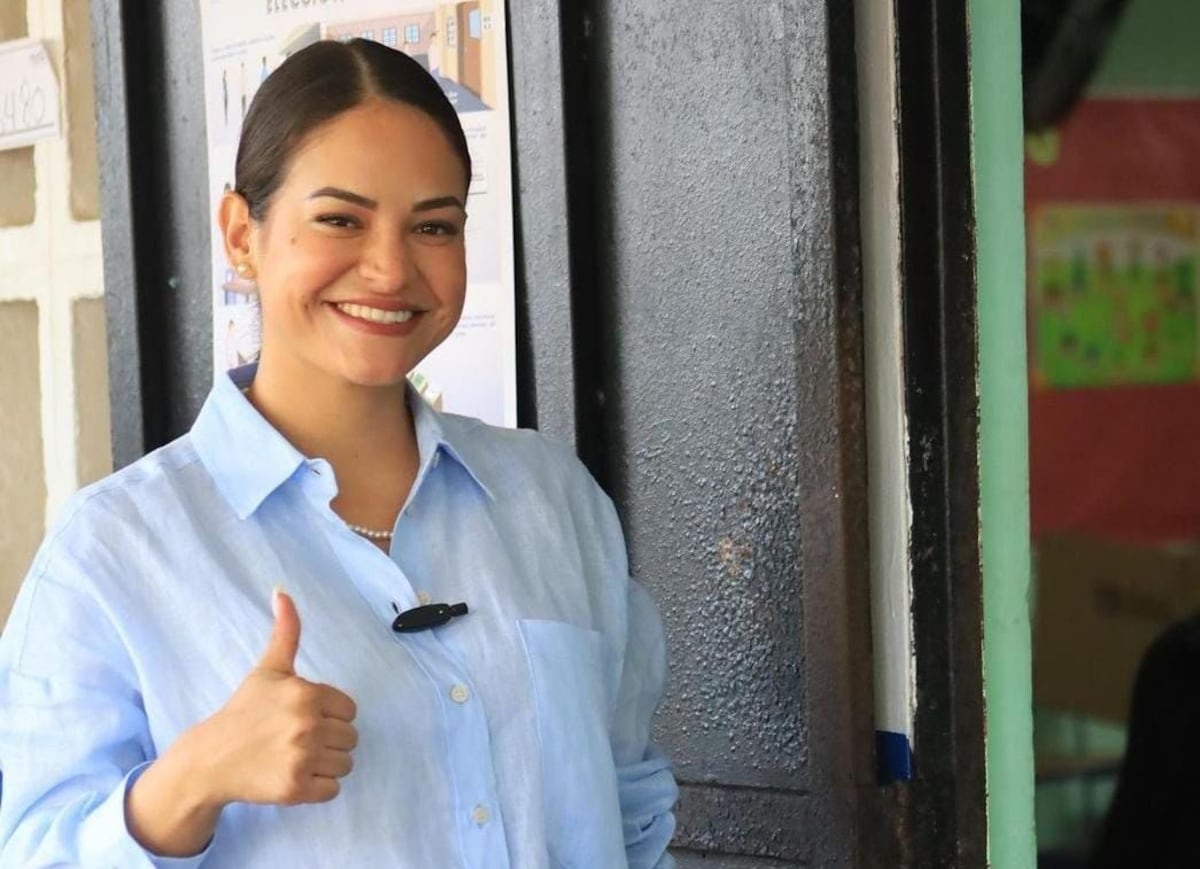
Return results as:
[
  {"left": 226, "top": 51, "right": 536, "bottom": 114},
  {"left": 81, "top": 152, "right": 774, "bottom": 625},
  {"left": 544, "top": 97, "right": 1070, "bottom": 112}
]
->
[
  {"left": 236, "top": 387, "right": 395, "bottom": 542},
  {"left": 348, "top": 523, "right": 393, "bottom": 541}
]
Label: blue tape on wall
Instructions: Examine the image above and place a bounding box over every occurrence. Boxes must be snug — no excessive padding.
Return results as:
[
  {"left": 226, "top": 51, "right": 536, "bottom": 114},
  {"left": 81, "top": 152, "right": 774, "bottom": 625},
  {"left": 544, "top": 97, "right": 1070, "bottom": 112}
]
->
[{"left": 875, "top": 730, "right": 913, "bottom": 784}]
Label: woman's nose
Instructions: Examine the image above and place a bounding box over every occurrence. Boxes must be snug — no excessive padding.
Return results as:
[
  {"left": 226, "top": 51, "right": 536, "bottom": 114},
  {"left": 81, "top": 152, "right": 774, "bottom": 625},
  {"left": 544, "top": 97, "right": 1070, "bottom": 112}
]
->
[{"left": 359, "top": 231, "right": 412, "bottom": 291}]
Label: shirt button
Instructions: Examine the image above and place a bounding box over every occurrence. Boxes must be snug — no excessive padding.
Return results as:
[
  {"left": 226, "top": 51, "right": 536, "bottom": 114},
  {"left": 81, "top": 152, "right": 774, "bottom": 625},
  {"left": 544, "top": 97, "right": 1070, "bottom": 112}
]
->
[
  {"left": 417, "top": 591, "right": 432, "bottom": 605},
  {"left": 471, "top": 804, "right": 490, "bottom": 825},
  {"left": 449, "top": 683, "right": 470, "bottom": 704}
]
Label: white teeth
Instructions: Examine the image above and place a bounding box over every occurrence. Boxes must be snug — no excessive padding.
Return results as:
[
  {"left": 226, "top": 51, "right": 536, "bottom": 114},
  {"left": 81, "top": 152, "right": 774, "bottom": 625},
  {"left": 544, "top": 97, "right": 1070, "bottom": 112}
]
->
[{"left": 335, "top": 303, "right": 414, "bottom": 324}]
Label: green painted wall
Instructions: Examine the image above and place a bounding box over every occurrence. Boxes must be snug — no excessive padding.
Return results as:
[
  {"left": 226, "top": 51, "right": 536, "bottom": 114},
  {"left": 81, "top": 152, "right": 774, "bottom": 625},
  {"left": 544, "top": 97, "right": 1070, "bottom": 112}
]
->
[
  {"left": 1091, "top": 0, "right": 1200, "bottom": 93},
  {"left": 970, "top": 0, "right": 1036, "bottom": 866}
]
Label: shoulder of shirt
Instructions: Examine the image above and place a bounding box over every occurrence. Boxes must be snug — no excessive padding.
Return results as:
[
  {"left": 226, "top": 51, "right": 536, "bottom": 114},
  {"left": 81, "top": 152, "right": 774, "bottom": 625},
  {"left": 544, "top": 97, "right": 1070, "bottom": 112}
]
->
[
  {"left": 14, "top": 434, "right": 202, "bottom": 623},
  {"left": 436, "top": 412, "right": 632, "bottom": 584},
  {"left": 437, "top": 410, "right": 583, "bottom": 473},
  {"left": 43, "top": 433, "right": 203, "bottom": 542},
  {"left": 435, "top": 411, "right": 603, "bottom": 501}
]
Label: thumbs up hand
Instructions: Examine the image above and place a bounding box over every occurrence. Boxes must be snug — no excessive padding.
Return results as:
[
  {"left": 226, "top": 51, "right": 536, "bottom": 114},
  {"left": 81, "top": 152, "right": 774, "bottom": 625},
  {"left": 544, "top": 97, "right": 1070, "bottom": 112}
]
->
[
  {"left": 204, "top": 588, "right": 359, "bottom": 806},
  {"left": 126, "top": 589, "right": 359, "bottom": 856}
]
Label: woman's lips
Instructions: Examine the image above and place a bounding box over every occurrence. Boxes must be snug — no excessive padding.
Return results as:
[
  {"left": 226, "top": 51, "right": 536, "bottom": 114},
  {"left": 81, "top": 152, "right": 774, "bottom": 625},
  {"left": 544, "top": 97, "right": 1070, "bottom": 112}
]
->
[{"left": 327, "top": 301, "right": 423, "bottom": 336}]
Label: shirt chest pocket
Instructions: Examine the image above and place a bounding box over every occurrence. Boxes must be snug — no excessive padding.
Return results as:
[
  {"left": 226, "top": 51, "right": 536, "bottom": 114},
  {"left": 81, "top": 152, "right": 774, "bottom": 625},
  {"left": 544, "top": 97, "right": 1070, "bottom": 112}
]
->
[{"left": 518, "top": 619, "right": 626, "bottom": 868}]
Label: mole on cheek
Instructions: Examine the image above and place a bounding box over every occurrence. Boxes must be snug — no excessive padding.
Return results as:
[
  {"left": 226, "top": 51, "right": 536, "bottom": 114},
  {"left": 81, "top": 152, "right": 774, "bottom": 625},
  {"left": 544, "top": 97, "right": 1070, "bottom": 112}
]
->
[{"left": 289, "top": 236, "right": 297, "bottom": 245}]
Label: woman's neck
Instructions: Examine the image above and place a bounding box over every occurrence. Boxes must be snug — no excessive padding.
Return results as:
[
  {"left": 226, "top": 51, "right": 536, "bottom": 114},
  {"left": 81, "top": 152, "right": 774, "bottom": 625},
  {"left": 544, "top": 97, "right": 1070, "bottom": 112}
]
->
[{"left": 246, "top": 351, "right": 421, "bottom": 532}]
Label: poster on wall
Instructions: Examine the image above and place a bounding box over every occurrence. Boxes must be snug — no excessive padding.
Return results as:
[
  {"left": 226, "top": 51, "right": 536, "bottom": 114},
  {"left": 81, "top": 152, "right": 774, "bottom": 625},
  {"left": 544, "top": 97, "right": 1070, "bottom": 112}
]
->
[
  {"left": 1030, "top": 205, "right": 1200, "bottom": 388},
  {"left": 1025, "top": 98, "right": 1200, "bottom": 543},
  {"left": 198, "top": 0, "right": 516, "bottom": 427}
]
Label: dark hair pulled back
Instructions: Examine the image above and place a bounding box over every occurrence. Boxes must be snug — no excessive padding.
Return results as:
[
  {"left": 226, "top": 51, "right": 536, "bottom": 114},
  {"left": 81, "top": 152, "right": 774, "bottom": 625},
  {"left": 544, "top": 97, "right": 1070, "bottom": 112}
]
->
[{"left": 235, "top": 39, "right": 471, "bottom": 221}]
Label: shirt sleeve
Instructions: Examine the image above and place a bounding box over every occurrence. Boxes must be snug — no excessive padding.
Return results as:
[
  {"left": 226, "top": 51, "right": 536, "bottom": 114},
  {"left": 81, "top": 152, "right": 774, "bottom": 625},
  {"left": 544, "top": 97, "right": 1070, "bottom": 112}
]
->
[
  {"left": 612, "top": 580, "right": 678, "bottom": 869},
  {"left": 0, "top": 558, "right": 213, "bottom": 868}
]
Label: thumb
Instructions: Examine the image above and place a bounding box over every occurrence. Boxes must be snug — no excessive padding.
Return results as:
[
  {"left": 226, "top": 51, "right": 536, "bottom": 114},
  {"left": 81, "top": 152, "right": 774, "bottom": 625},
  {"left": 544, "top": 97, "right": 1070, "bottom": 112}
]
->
[{"left": 259, "top": 587, "right": 301, "bottom": 674}]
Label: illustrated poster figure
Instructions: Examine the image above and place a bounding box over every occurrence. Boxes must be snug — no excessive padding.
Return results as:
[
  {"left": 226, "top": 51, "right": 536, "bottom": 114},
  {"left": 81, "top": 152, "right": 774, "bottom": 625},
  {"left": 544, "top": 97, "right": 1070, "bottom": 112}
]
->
[{"left": 428, "top": 30, "right": 440, "bottom": 78}]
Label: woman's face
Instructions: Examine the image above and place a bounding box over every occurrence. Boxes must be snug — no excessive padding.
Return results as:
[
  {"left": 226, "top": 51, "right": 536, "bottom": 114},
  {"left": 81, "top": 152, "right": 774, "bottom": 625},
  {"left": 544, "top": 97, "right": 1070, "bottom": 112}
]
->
[{"left": 223, "top": 99, "right": 468, "bottom": 388}]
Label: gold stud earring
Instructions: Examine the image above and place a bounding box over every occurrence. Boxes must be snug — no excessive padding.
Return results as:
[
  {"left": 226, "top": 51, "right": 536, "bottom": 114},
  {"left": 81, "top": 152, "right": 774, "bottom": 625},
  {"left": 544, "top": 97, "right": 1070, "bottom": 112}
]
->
[{"left": 236, "top": 262, "right": 252, "bottom": 277}]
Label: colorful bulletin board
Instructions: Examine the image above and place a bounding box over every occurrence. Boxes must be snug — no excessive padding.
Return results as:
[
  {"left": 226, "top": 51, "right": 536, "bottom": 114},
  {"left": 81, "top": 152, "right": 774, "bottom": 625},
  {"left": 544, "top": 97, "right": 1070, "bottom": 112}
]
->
[
  {"left": 1030, "top": 205, "right": 1199, "bottom": 388},
  {"left": 1027, "top": 99, "right": 1200, "bottom": 543}
]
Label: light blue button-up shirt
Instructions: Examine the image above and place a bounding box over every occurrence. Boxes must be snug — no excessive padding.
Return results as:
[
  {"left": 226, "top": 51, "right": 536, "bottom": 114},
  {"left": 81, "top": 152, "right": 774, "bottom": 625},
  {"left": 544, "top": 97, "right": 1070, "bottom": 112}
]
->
[{"left": 0, "top": 367, "right": 677, "bottom": 868}]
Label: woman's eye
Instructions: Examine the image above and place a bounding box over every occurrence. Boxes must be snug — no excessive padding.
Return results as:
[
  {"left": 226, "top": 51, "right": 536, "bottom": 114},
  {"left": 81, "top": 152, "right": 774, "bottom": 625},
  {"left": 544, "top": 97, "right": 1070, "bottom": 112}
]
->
[
  {"left": 316, "top": 214, "right": 360, "bottom": 229},
  {"left": 416, "top": 221, "right": 460, "bottom": 237}
]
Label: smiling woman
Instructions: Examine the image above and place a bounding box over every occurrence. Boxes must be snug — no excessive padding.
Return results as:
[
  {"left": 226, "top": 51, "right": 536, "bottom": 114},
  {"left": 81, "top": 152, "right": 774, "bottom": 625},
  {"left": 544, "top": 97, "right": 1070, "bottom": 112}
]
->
[
  {"left": 0, "top": 39, "right": 677, "bottom": 869},
  {"left": 223, "top": 98, "right": 469, "bottom": 390}
]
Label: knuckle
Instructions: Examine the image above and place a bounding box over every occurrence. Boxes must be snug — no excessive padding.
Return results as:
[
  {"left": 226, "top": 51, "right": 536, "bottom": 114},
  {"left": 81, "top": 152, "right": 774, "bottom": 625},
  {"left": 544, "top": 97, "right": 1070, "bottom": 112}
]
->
[
  {"left": 324, "top": 687, "right": 356, "bottom": 719},
  {"left": 306, "top": 779, "right": 338, "bottom": 803},
  {"left": 281, "top": 679, "right": 311, "bottom": 708},
  {"left": 283, "top": 750, "right": 313, "bottom": 783},
  {"left": 289, "top": 714, "right": 321, "bottom": 744},
  {"left": 277, "top": 775, "right": 307, "bottom": 806}
]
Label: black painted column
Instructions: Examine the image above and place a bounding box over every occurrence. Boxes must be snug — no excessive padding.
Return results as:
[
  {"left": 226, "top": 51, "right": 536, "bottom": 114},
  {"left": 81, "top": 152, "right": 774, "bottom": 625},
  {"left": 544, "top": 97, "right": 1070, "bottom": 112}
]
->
[{"left": 562, "top": 2, "right": 877, "bottom": 864}]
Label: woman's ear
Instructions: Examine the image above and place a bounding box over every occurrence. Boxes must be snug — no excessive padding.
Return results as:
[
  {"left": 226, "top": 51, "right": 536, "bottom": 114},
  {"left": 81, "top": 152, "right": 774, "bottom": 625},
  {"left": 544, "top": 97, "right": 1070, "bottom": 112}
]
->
[{"left": 219, "top": 190, "right": 256, "bottom": 273}]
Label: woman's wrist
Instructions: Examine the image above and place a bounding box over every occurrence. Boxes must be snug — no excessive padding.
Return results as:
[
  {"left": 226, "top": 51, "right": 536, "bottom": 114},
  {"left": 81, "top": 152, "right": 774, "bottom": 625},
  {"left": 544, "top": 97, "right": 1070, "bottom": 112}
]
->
[{"left": 125, "top": 725, "right": 226, "bottom": 857}]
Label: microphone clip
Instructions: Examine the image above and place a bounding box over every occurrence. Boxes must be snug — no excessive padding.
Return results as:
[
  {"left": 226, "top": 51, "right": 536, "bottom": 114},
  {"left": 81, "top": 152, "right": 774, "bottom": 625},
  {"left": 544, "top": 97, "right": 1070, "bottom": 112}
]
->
[{"left": 391, "top": 601, "right": 469, "bottom": 633}]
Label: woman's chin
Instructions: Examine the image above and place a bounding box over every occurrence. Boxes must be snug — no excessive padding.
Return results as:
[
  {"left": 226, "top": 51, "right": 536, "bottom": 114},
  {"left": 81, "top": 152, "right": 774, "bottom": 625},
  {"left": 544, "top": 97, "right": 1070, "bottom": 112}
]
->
[{"left": 349, "top": 371, "right": 412, "bottom": 390}]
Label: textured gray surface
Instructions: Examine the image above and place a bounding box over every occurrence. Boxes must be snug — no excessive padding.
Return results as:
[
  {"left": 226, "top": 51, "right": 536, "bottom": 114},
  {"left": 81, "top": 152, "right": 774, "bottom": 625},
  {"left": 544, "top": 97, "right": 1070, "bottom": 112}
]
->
[
  {"left": 154, "top": 1, "right": 217, "bottom": 430},
  {"left": 595, "top": 0, "right": 808, "bottom": 787},
  {"left": 91, "top": 0, "right": 145, "bottom": 466},
  {"left": 582, "top": 0, "right": 873, "bottom": 862},
  {"left": 674, "top": 852, "right": 806, "bottom": 869},
  {"left": 91, "top": 1, "right": 213, "bottom": 457},
  {"left": 509, "top": 0, "right": 578, "bottom": 447}
]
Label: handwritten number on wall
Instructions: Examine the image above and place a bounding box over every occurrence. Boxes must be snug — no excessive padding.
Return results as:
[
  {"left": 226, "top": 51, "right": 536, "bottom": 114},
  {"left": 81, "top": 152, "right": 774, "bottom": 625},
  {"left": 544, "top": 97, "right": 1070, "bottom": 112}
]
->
[{"left": 0, "top": 76, "right": 48, "bottom": 136}]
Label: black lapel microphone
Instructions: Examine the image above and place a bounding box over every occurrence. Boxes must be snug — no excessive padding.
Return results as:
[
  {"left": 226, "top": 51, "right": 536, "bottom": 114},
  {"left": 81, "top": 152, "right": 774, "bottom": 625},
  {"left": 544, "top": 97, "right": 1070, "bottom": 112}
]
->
[{"left": 391, "top": 601, "right": 469, "bottom": 633}]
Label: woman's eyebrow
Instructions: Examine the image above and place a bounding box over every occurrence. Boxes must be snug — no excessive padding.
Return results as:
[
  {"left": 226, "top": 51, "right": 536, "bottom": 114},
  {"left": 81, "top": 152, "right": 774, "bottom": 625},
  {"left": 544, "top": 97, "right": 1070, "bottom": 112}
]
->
[
  {"left": 307, "top": 187, "right": 377, "bottom": 209},
  {"left": 414, "top": 195, "right": 466, "bottom": 213},
  {"left": 306, "top": 189, "right": 464, "bottom": 213}
]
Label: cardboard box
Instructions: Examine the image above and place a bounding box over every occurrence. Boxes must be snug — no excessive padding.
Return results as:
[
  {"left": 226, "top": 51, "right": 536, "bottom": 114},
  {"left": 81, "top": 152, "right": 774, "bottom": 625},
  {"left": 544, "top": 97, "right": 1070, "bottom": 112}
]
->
[{"left": 1032, "top": 534, "right": 1200, "bottom": 722}]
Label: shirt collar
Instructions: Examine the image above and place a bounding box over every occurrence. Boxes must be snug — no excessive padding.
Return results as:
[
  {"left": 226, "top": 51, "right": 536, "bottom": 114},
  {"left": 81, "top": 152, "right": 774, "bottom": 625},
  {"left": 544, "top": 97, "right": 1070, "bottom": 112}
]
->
[
  {"left": 407, "top": 380, "right": 496, "bottom": 502},
  {"left": 191, "top": 365, "right": 494, "bottom": 520}
]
